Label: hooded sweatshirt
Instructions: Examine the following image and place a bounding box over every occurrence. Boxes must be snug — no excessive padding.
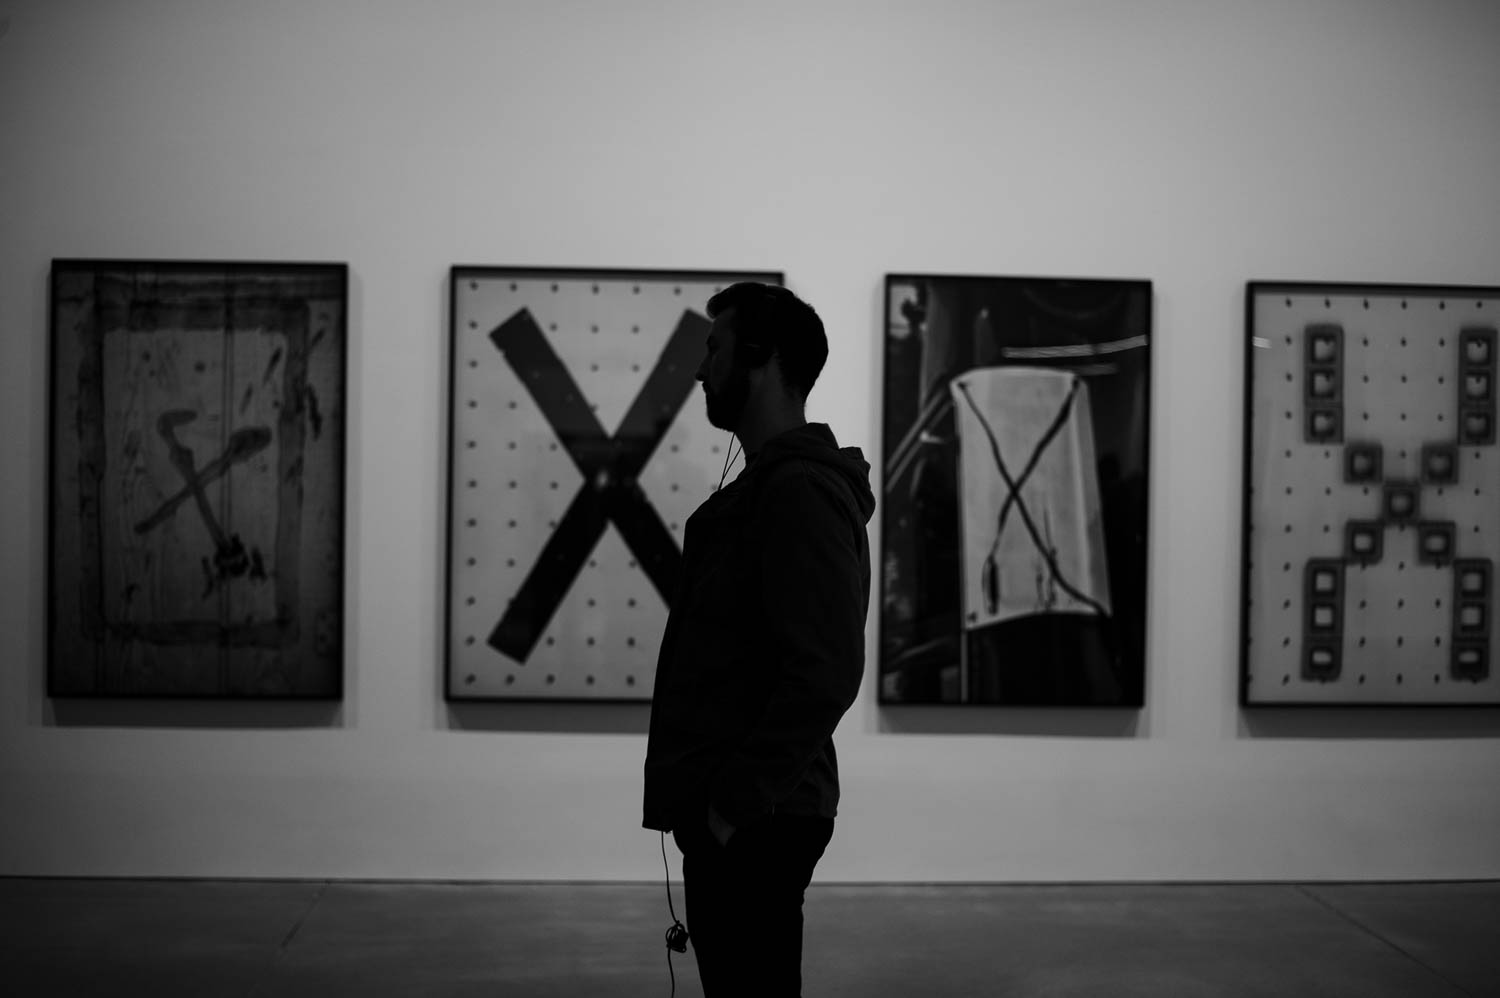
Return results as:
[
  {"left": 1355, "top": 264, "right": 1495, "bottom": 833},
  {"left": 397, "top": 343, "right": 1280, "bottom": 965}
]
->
[{"left": 642, "top": 422, "right": 876, "bottom": 833}]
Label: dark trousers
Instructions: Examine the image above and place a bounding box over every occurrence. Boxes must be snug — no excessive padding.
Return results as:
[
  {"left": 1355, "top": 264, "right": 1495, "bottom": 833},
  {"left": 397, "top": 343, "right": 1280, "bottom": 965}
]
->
[{"left": 673, "top": 812, "right": 835, "bottom": 998}]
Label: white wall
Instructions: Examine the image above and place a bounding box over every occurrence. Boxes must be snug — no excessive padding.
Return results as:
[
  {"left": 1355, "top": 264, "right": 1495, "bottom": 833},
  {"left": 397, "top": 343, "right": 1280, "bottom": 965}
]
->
[{"left": 2, "top": 0, "right": 1499, "bottom": 882}]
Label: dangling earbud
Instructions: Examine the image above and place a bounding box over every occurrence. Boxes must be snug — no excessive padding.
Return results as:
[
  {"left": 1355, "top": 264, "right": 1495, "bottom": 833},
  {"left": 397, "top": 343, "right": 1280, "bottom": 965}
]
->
[{"left": 661, "top": 831, "right": 690, "bottom": 994}]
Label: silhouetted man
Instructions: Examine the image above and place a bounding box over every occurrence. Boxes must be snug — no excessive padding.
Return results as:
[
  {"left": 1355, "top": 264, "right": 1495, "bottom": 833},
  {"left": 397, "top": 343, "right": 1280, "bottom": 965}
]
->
[{"left": 644, "top": 283, "right": 873, "bottom": 997}]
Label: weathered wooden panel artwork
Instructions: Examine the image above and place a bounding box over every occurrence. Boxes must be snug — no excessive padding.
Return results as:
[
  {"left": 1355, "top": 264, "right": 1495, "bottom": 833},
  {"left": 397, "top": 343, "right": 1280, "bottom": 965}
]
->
[{"left": 48, "top": 261, "right": 347, "bottom": 698}]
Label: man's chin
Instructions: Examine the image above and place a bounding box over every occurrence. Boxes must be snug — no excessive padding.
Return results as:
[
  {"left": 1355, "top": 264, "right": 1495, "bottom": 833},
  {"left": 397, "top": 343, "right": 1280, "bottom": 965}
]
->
[{"left": 705, "top": 397, "right": 737, "bottom": 431}]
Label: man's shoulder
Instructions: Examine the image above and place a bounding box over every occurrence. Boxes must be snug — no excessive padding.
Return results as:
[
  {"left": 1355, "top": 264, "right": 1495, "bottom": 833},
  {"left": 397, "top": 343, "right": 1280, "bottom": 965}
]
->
[
  {"left": 760, "top": 457, "right": 828, "bottom": 498},
  {"left": 756, "top": 458, "right": 862, "bottom": 522}
]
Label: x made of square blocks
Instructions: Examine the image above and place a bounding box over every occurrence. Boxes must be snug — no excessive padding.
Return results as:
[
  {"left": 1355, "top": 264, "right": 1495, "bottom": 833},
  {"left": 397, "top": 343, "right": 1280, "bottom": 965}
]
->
[{"left": 1243, "top": 284, "right": 1499, "bottom": 704}]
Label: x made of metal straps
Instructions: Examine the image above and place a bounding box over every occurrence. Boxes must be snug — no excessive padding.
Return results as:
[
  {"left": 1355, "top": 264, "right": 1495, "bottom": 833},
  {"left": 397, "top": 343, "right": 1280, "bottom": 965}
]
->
[
  {"left": 484, "top": 307, "right": 707, "bottom": 662},
  {"left": 955, "top": 376, "right": 1108, "bottom": 618}
]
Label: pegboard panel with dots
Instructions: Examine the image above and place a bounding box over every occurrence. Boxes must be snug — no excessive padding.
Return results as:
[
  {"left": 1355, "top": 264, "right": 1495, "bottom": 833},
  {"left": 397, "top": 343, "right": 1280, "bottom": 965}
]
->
[
  {"left": 1242, "top": 283, "right": 1500, "bottom": 705},
  {"left": 445, "top": 267, "right": 783, "bottom": 701}
]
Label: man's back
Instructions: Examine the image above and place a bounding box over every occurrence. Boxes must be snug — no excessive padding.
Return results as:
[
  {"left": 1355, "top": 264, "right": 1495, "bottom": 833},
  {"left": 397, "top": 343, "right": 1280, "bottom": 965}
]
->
[{"left": 643, "top": 421, "right": 872, "bottom": 834}]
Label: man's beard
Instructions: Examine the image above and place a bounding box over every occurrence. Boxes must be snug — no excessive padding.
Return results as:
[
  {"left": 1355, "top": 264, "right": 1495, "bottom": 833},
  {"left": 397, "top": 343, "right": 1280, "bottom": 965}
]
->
[{"left": 704, "top": 365, "right": 750, "bottom": 430}]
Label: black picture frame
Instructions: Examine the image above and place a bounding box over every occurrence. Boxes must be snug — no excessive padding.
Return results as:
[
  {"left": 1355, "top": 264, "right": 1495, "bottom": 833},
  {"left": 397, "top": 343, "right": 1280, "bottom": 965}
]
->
[
  {"left": 1241, "top": 281, "right": 1500, "bottom": 706},
  {"left": 444, "top": 266, "right": 783, "bottom": 702},
  {"left": 47, "top": 259, "right": 348, "bottom": 699},
  {"left": 878, "top": 273, "right": 1153, "bottom": 707}
]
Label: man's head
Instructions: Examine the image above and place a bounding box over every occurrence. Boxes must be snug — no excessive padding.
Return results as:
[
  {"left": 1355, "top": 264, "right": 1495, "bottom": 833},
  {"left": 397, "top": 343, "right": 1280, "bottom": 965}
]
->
[{"left": 697, "top": 283, "right": 827, "bottom": 433}]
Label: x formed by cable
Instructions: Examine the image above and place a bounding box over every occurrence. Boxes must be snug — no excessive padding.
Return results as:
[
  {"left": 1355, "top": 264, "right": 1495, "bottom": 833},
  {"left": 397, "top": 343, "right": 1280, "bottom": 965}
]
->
[
  {"left": 955, "top": 376, "right": 1109, "bottom": 620},
  {"left": 484, "top": 307, "right": 707, "bottom": 662}
]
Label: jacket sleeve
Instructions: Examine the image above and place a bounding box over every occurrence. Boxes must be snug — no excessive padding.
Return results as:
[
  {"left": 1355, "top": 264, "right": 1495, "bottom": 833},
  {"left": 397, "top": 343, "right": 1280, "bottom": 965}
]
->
[{"left": 706, "top": 461, "right": 868, "bottom": 829}]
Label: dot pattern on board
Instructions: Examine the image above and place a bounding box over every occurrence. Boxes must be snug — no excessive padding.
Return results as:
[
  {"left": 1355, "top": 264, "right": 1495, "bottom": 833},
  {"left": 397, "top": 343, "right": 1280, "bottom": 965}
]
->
[
  {"left": 446, "top": 271, "right": 776, "bottom": 699},
  {"left": 1246, "top": 288, "right": 1499, "bottom": 703}
]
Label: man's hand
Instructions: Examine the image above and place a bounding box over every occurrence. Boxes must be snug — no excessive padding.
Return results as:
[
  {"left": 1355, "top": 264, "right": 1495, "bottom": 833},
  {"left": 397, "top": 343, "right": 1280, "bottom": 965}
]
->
[{"left": 707, "top": 803, "right": 735, "bottom": 847}]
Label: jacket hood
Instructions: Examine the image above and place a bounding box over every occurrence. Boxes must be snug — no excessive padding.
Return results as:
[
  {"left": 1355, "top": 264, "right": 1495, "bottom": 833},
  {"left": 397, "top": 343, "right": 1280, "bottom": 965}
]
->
[{"left": 742, "top": 422, "right": 876, "bottom": 524}]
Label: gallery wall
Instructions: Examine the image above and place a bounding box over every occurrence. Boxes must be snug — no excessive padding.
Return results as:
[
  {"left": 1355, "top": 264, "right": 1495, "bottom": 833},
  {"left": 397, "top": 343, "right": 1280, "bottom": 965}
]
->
[{"left": 3, "top": 0, "right": 1499, "bottom": 881}]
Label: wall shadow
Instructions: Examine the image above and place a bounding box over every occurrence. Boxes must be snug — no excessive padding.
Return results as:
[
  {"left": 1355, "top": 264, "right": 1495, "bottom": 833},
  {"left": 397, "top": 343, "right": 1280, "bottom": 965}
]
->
[
  {"left": 1238, "top": 707, "right": 1500, "bottom": 740},
  {"left": 47, "top": 698, "right": 344, "bottom": 730},
  {"left": 878, "top": 705, "right": 1142, "bottom": 738},
  {"left": 446, "top": 701, "right": 651, "bottom": 735}
]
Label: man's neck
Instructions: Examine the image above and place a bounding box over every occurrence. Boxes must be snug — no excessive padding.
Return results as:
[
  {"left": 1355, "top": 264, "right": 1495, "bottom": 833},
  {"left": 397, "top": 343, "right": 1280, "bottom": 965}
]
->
[{"left": 738, "top": 409, "right": 807, "bottom": 462}]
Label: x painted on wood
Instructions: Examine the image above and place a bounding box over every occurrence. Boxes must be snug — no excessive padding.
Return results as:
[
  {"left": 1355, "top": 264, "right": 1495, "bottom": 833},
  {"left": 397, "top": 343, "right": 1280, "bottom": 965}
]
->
[{"left": 47, "top": 260, "right": 348, "bottom": 698}]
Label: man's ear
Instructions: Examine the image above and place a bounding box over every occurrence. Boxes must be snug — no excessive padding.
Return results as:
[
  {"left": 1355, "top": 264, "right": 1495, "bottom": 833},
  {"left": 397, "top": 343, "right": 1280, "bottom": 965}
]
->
[
  {"left": 743, "top": 357, "right": 766, "bottom": 392},
  {"left": 747, "top": 353, "right": 777, "bottom": 392},
  {"left": 765, "top": 354, "right": 794, "bottom": 396}
]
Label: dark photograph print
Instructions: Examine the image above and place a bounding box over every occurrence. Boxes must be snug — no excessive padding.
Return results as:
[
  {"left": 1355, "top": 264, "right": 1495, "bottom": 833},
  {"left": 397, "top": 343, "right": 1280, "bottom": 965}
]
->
[
  {"left": 880, "top": 274, "right": 1152, "bottom": 706},
  {"left": 48, "top": 260, "right": 347, "bottom": 698}
]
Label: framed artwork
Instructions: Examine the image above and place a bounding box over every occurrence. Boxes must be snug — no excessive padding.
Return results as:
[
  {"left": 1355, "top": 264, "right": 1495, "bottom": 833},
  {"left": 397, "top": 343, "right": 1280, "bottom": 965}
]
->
[
  {"left": 879, "top": 274, "right": 1152, "bottom": 706},
  {"left": 1241, "top": 282, "right": 1500, "bottom": 706},
  {"left": 48, "top": 260, "right": 347, "bottom": 698},
  {"left": 446, "top": 266, "right": 783, "bottom": 701}
]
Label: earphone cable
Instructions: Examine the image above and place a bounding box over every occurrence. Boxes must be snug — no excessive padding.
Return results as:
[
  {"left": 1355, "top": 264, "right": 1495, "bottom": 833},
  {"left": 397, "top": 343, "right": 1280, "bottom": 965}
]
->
[
  {"left": 717, "top": 432, "right": 742, "bottom": 491},
  {"left": 661, "top": 831, "right": 680, "bottom": 923},
  {"left": 661, "top": 831, "right": 686, "bottom": 997}
]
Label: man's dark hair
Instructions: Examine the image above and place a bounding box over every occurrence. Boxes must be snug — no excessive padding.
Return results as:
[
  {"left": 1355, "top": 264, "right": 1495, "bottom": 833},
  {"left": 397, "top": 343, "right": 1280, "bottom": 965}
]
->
[{"left": 706, "top": 282, "right": 828, "bottom": 399}]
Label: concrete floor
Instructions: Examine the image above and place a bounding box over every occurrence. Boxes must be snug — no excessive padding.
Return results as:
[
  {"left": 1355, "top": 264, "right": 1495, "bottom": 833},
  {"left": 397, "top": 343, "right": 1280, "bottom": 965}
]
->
[{"left": 2, "top": 879, "right": 1497, "bottom": 997}]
